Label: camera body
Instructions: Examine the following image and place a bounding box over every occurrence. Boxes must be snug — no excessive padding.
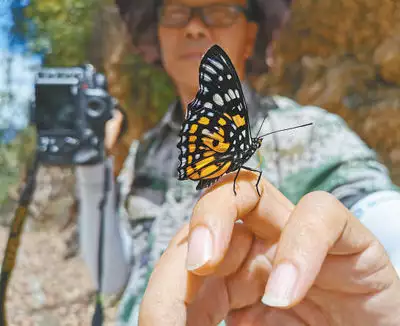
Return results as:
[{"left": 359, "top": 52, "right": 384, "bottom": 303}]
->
[{"left": 31, "top": 64, "right": 114, "bottom": 166}]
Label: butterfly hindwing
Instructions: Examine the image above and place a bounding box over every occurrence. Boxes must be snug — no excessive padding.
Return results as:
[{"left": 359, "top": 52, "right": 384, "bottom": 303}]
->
[{"left": 178, "top": 107, "right": 237, "bottom": 185}]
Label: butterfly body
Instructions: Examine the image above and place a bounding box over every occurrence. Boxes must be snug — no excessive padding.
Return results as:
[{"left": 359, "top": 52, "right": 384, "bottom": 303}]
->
[{"left": 177, "top": 44, "right": 264, "bottom": 195}]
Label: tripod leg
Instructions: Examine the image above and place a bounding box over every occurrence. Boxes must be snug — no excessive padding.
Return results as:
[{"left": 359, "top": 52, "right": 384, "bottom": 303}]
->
[{"left": 0, "top": 155, "right": 39, "bottom": 325}]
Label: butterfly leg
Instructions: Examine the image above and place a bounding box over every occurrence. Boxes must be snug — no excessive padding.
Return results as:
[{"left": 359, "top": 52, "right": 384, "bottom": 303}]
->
[
  {"left": 233, "top": 167, "right": 242, "bottom": 196},
  {"left": 241, "top": 166, "right": 262, "bottom": 197}
]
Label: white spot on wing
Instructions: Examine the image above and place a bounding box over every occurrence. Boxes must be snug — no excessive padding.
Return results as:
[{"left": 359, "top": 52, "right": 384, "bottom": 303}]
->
[
  {"left": 224, "top": 94, "right": 231, "bottom": 102},
  {"left": 204, "top": 102, "right": 213, "bottom": 109},
  {"left": 227, "top": 74, "right": 232, "bottom": 80},
  {"left": 202, "top": 73, "right": 212, "bottom": 82},
  {"left": 202, "top": 64, "right": 217, "bottom": 75},
  {"left": 213, "top": 94, "right": 224, "bottom": 106},
  {"left": 228, "top": 89, "right": 236, "bottom": 99},
  {"left": 208, "top": 58, "right": 224, "bottom": 70},
  {"left": 195, "top": 154, "right": 200, "bottom": 160},
  {"left": 235, "top": 89, "right": 240, "bottom": 98}
]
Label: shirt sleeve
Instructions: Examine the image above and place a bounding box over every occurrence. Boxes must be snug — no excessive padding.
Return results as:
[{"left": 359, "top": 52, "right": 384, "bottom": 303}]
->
[{"left": 350, "top": 190, "right": 400, "bottom": 276}]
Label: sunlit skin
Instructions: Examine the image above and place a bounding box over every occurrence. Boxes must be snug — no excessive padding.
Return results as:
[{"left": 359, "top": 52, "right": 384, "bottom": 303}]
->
[{"left": 158, "top": 0, "right": 258, "bottom": 112}]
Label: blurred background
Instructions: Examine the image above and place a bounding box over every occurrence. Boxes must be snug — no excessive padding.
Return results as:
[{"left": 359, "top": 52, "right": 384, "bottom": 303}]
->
[{"left": 0, "top": 0, "right": 399, "bottom": 324}]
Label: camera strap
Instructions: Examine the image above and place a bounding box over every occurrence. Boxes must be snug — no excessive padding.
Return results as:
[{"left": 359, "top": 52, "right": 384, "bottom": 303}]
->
[
  {"left": 92, "top": 161, "right": 110, "bottom": 326},
  {"left": 0, "top": 154, "right": 39, "bottom": 325}
]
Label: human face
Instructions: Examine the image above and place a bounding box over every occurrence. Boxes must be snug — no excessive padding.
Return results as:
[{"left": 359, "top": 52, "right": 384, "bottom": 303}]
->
[{"left": 158, "top": 0, "right": 258, "bottom": 96}]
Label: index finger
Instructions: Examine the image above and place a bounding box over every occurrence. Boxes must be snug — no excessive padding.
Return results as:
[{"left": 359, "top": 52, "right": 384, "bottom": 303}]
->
[{"left": 187, "top": 171, "right": 294, "bottom": 274}]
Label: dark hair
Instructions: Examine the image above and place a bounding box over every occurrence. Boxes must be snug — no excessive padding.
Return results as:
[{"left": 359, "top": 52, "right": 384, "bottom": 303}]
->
[{"left": 115, "top": 0, "right": 292, "bottom": 75}]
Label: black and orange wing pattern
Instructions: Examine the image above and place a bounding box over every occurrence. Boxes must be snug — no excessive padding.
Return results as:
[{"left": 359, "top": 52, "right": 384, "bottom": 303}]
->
[{"left": 177, "top": 44, "right": 258, "bottom": 191}]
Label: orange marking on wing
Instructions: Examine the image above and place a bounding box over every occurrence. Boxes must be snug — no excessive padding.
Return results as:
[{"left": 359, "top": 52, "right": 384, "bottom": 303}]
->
[
  {"left": 189, "top": 124, "right": 198, "bottom": 134},
  {"left": 218, "top": 118, "right": 227, "bottom": 126},
  {"left": 203, "top": 151, "right": 215, "bottom": 157},
  {"left": 202, "top": 138, "right": 229, "bottom": 153},
  {"left": 189, "top": 144, "right": 196, "bottom": 153},
  {"left": 204, "top": 161, "right": 232, "bottom": 179},
  {"left": 199, "top": 164, "right": 219, "bottom": 178},
  {"left": 195, "top": 156, "right": 215, "bottom": 170},
  {"left": 199, "top": 117, "right": 210, "bottom": 125},
  {"left": 232, "top": 115, "right": 245, "bottom": 127},
  {"left": 224, "top": 113, "right": 233, "bottom": 120}
]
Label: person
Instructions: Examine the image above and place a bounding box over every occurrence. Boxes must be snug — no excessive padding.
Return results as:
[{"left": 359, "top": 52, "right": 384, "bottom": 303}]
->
[{"left": 75, "top": 0, "right": 400, "bottom": 324}]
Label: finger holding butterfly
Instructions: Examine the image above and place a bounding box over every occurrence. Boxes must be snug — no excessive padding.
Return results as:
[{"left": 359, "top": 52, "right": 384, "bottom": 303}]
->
[{"left": 187, "top": 170, "right": 400, "bottom": 325}]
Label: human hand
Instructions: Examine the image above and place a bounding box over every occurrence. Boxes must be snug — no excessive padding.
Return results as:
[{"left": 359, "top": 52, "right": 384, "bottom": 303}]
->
[
  {"left": 104, "top": 109, "right": 124, "bottom": 155},
  {"left": 139, "top": 171, "right": 400, "bottom": 325}
]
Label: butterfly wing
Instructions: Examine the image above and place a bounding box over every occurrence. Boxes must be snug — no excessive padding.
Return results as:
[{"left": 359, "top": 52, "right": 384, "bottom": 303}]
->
[
  {"left": 177, "top": 45, "right": 255, "bottom": 190},
  {"left": 187, "top": 45, "right": 253, "bottom": 145},
  {"left": 177, "top": 107, "right": 236, "bottom": 188}
]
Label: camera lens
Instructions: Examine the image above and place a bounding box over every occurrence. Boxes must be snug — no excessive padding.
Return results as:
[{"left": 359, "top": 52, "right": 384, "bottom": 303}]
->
[{"left": 86, "top": 97, "right": 106, "bottom": 118}]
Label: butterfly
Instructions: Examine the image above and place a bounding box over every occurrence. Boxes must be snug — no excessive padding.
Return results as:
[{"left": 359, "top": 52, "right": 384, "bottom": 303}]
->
[{"left": 177, "top": 44, "right": 311, "bottom": 196}]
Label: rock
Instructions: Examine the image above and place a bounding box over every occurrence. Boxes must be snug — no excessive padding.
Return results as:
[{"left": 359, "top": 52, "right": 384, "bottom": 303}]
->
[
  {"left": 0, "top": 227, "right": 118, "bottom": 325},
  {"left": 374, "top": 36, "right": 400, "bottom": 85},
  {"left": 259, "top": 0, "right": 400, "bottom": 185}
]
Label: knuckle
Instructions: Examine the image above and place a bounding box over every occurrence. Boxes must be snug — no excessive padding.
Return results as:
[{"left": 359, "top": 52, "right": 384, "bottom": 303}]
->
[
  {"left": 300, "top": 190, "right": 337, "bottom": 207},
  {"left": 296, "top": 191, "right": 346, "bottom": 244}
]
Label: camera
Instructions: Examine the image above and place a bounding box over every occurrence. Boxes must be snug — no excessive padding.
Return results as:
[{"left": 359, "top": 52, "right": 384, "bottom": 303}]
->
[{"left": 31, "top": 64, "right": 114, "bottom": 166}]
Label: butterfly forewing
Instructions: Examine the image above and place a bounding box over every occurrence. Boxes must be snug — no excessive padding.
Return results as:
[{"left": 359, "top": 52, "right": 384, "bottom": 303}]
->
[{"left": 188, "top": 45, "right": 252, "bottom": 143}]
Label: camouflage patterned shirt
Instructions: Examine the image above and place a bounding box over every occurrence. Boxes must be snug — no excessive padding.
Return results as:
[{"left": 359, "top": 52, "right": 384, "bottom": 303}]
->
[{"left": 111, "top": 82, "right": 399, "bottom": 325}]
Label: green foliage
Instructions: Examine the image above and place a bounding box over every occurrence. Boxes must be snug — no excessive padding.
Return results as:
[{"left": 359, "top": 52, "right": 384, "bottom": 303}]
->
[
  {"left": 0, "top": 127, "right": 36, "bottom": 206},
  {"left": 24, "top": 0, "right": 98, "bottom": 66},
  {"left": 121, "top": 54, "right": 176, "bottom": 125}
]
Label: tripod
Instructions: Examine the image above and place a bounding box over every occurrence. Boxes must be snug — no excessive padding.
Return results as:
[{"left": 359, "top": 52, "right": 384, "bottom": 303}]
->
[{"left": 0, "top": 152, "right": 109, "bottom": 326}]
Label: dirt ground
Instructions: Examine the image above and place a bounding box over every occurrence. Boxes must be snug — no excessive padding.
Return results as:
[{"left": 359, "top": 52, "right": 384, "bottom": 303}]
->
[{"left": 0, "top": 226, "right": 118, "bottom": 326}]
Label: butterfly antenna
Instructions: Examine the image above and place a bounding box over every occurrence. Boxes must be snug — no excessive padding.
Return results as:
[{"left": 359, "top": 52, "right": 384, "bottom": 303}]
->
[
  {"left": 255, "top": 114, "right": 269, "bottom": 138},
  {"left": 259, "top": 123, "right": 313, "bottom": 138}
]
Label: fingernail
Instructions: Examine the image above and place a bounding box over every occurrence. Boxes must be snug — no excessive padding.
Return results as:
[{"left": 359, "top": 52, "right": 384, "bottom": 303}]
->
[
  {"left": 262, "top": 262, "right": 298, "bottom": 307},
  {"left": 186, "top": 226, "right": 213, "bottom": 271}
]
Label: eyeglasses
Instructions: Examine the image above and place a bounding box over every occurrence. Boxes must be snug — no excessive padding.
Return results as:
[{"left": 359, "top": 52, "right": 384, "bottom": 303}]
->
[{"left": 157, "top": 4, "right": 251, "bottom": 28}]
